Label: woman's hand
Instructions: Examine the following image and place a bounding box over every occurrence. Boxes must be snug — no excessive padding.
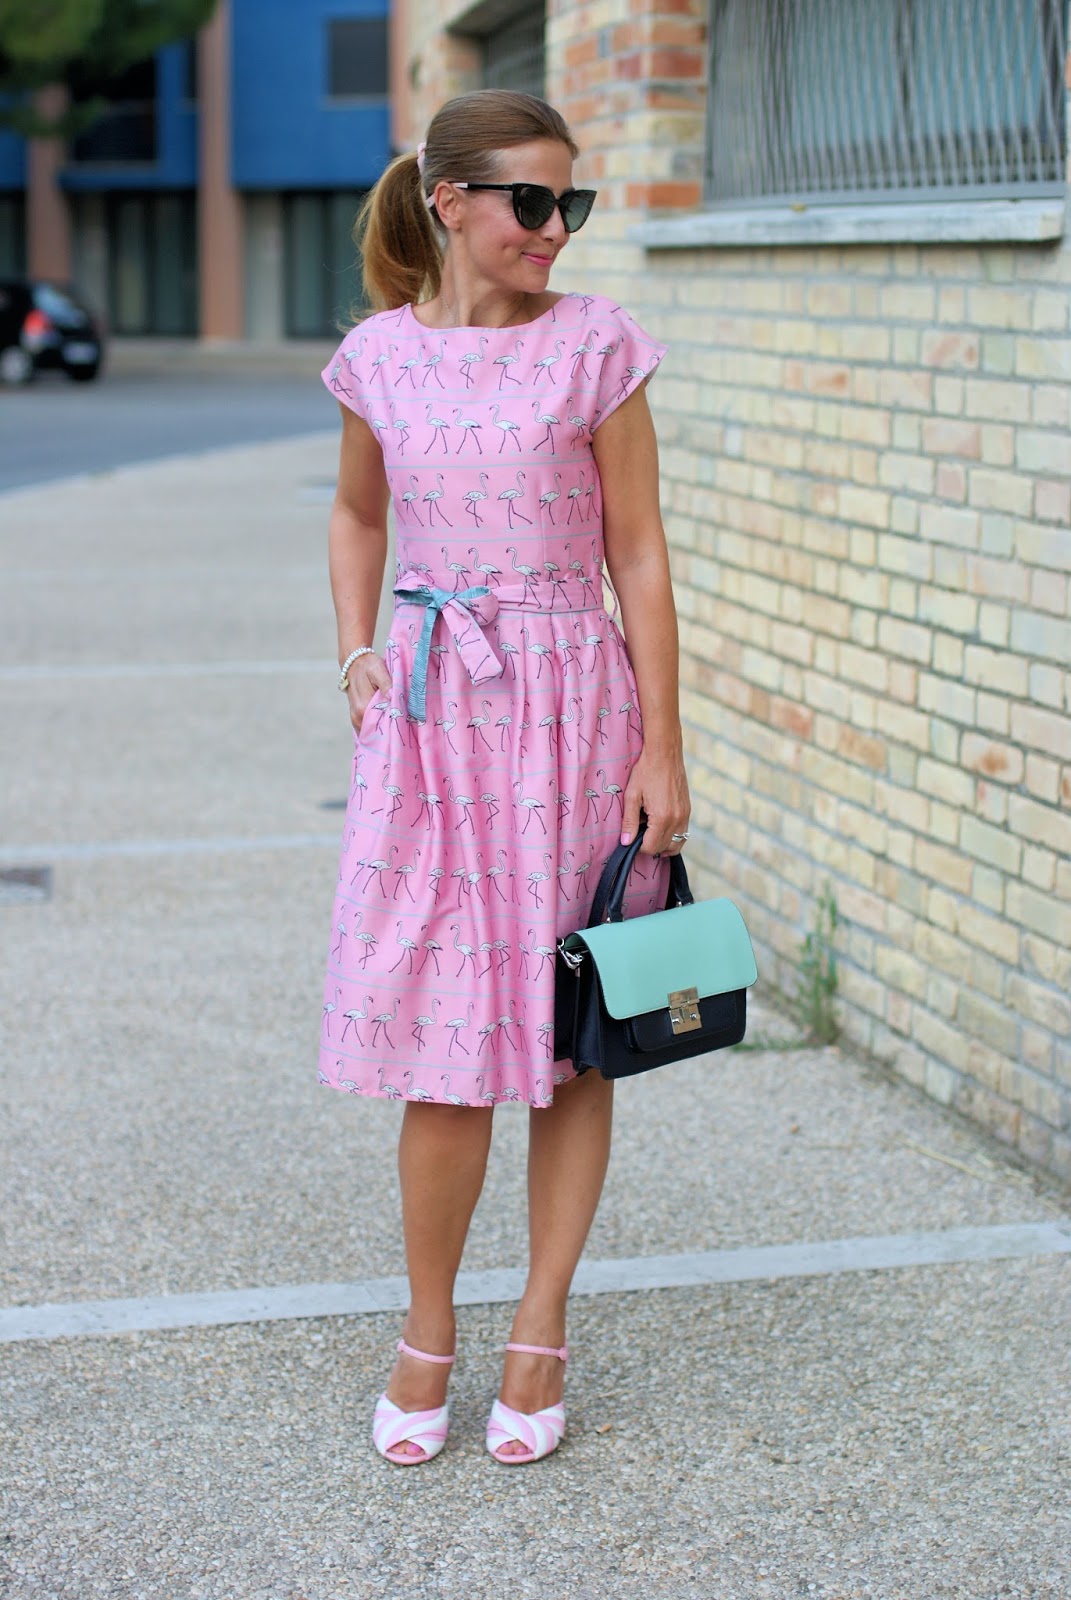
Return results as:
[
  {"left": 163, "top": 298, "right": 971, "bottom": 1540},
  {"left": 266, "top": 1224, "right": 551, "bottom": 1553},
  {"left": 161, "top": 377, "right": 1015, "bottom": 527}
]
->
[
  {"left": 344, "top": 651, "right": 393, "bottom": 734},
  {"left": 619, "top": 746, "right": 691, "bottom": 857}
]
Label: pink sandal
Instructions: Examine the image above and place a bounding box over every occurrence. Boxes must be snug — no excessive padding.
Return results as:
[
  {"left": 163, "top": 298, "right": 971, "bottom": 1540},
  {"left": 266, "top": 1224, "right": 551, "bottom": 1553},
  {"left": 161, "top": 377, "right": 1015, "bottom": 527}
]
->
[
  {"left": 485, "top": 1342, "right": 569, "bottom": 1465},
  {"left": 372, "top": 1339, "right": 455, "bottom": 1466}
]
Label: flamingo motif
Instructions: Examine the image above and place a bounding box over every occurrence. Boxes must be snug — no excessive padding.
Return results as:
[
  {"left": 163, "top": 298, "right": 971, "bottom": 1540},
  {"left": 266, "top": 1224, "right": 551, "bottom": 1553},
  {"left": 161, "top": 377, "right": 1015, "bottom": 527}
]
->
[
  {"left": 571, "top": 327, "right": 598, "bottom": 381},
  {"left": 389, "top": 401, "right": 411, "bottom": 454},
  {"left": 450, "top": 925, "right": 480, "bottom": 977},
  {"left": 491, "top": 404, "right": 521, "bottom": 454},
  {"left": 422, "top": 337, "right": 447, "bottom": 388},
  {"left": 341, "top": 995, "right": 372, "bottom": 1043},
  {"left": 526, "top": 854, "right": 553, "bottom": 909},
  {"left": 505, "top": 543, "right": 540, "bottom": 603},
  {"left": 403, "top": 1069, "right": 435, "bottom": 1099},
  {"left": 400, "top": 474, "right": 424, "bottom": 525},
  {"left": 422, "top": 473, "right": 448, "bottom": 526},
  {"left": 423, "top": 402, "right": 450, "bottom": 454},
  {"left": 363, "top": 843, "right": 398, "bottom": 896},
  {"left": 397, "top": 347, "right": 422, "bottom": 388},
  {"left": 463, "top": 474, "right": 489, "bottom": 525},
  {"left": 453, "top": 408, "right": 483, "bottom": 454},
  {"left": 459, "top": 336, "right": 488, "bottom": 387},
  {"left": 532, "top": 340, "right": 563, "bottom": 383},
  {"left": 539, "top": 473, "right": 563, "bottom": 524},
  {"left": 494, "top": 339, "right": 525, "bottom": 387},
  {"left": 498, "top": 472, "right": 532, "bottom": 528},
  {"left": 531, "top": 400, "right": 560, "bottom": 452},
  {"left": 370, "top": 999, "right": 400, "bottom": 1049},
  {"left": 388, "top": 921, "right": 421, "bottom": 973}
]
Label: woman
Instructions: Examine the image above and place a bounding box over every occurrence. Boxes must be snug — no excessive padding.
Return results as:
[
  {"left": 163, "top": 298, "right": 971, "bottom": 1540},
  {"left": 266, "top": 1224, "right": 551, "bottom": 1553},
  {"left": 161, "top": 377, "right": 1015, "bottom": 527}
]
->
[{"left": 319, "top": 89, "right": 689, "bottom": 1466}]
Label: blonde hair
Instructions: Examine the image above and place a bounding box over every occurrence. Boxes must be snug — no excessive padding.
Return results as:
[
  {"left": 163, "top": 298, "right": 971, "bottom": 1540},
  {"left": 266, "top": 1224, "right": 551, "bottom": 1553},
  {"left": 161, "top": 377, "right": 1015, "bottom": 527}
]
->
[{"left": 350, "top": 90, "right": 580, "bottom": 317}]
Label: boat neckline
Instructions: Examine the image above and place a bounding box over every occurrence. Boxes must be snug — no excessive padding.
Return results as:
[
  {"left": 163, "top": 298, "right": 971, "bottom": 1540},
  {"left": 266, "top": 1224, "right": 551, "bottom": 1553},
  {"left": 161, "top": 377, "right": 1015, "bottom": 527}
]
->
[{"left": 402, "top": 293, "right": 577, "bottom": 333}]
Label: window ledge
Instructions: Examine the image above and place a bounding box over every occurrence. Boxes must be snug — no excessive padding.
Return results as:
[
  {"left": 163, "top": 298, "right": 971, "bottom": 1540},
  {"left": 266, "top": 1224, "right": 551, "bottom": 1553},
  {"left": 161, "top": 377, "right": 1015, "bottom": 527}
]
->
[{"left": 629, "top": 195, "right": 1067, "bottom": 250}]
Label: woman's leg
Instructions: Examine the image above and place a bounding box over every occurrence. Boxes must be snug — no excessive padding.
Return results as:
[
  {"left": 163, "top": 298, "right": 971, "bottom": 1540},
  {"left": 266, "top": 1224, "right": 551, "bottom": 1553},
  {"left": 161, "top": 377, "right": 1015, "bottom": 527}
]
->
[
  {"left": 496, "top": 1068, "right": 614, "bottom": 1452},
  {"left": 386, "top": 1100, "right": 494, "bottom": 1454}
]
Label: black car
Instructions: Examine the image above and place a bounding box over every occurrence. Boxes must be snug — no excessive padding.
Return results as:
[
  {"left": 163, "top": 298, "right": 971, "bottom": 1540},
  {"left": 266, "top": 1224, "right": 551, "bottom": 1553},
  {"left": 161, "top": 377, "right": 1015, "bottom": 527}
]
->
[{"left": 0, "top": 279, "right": 105, "bottom": 385}]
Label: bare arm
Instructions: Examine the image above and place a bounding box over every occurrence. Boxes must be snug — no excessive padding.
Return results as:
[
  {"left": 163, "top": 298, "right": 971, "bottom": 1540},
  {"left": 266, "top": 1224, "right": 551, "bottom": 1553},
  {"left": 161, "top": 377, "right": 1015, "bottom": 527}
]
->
[
  {"left": 593, "top": 381, "right": 690, "bottom": 857},
  {"left": 329, "top": 402, "right": 394, "bottom": 731}
]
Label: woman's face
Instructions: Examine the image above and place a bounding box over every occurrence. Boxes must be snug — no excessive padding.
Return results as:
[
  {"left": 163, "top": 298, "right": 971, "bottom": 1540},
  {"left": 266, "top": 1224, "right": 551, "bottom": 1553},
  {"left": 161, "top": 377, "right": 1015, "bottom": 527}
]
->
[{"left": 442, "top": 138, "right": 575, "bottom": 292}]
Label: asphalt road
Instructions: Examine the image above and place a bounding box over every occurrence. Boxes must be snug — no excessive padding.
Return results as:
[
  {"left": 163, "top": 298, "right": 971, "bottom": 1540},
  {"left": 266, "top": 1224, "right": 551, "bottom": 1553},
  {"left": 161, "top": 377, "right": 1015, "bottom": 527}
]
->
[{"left": 0, "top": 363, "right": 339, "bottom": 493}]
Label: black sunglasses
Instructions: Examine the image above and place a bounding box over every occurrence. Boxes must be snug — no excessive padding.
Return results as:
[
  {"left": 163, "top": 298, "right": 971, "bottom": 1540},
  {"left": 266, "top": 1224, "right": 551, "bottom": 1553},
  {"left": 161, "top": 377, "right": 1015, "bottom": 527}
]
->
[{"left": 449, "top": 182, "right": 597, "bottom": 233}]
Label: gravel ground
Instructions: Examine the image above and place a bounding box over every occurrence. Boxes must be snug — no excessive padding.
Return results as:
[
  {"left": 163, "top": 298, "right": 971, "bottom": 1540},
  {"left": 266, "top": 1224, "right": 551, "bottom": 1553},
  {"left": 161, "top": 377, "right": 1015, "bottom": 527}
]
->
[
  {"left": 2, "top": 430, "right": 1069, "bottom": 1599},
  {"left": 2, "top": 1261, "right": 1068, "bottom": 1600}
]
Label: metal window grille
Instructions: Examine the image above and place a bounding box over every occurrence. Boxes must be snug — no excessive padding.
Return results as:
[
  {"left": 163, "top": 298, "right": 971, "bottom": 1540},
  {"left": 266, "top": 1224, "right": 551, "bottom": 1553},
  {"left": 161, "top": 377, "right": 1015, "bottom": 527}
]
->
[
  {"left": 707, "top": 0, "right": 1069, "bottom": 206},
  {"left": 482, "top": 10, "right": 546, "bottom": 96}
]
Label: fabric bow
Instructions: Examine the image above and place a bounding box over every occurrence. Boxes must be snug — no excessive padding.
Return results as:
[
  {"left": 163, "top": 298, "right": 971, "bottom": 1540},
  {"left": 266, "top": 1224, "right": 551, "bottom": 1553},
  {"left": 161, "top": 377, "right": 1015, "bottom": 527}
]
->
[{"left": 393, "top": 569, "right": 505, "bottom": 722}]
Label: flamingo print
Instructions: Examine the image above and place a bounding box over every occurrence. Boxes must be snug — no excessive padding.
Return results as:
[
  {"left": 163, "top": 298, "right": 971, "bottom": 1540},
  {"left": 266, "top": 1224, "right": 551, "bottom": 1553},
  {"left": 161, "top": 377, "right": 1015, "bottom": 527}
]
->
[
  {"left": 491, "top": 404, "right": 521, "bottom": 454},
  {"left": 463, "top": 473, "right": 490, "bottom": 525},
  {"left": 498, "top": 473, "right": 532, "bottom": 528},
  {"left": 459, "top": 335, "right": 488, "bottom": 387},
  {"left": 318, "top": 292, "right": 671, "bottom": 1107},
  {"left": 532, "top": 340, "right": 563, "bottom": 383},
  {"left": 453, "top": 408, "right": 483, "bottom": 454},
  {"left": 570, "top": 327, "right": 598, "bottom": 381},
  {"left": 423, "top": 403, "right": 450, "bottom": 454},
  {"left": 422, "top": 337, "right": 447, "bottom": 388},
  {"left": 532, "top": 400, "right": 560, "bottom": 452},
  {"left": 494, "top": 339, "right": 525, "bottom": 387}
]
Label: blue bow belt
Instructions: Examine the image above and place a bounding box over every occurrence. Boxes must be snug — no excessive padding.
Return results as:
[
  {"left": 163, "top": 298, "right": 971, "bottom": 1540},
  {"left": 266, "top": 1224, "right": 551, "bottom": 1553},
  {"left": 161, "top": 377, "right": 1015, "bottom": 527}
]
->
[{"left": 392, "top": 566, "right": 602, "bottom": 722}]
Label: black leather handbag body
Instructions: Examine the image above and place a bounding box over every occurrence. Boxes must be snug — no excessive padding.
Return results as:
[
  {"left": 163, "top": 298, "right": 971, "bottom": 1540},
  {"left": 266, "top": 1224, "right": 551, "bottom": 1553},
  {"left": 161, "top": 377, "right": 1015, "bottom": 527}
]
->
[{"left": 553, "top": 820, "right": 758, "bottom": 1080}]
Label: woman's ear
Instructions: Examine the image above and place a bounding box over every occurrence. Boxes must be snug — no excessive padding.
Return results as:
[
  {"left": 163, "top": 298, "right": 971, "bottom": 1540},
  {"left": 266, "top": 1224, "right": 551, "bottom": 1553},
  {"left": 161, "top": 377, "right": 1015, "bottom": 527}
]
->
[{"left": 431, "top": 182, "right": 462, "bottom": 233}]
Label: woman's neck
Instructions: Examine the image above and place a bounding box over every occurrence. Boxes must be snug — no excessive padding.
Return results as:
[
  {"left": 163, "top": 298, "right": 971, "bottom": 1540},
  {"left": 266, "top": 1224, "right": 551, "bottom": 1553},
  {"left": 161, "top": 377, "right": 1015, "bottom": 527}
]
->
[{"left": 416, "top": 286, "right": 533, "bottom": 331}]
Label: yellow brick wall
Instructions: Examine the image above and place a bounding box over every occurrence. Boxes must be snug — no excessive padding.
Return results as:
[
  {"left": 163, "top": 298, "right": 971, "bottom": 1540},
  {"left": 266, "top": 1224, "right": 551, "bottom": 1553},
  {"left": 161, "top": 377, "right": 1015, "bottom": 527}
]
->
[{"left": 396, "top": 3, "right": 1071, "bottom": 1181}]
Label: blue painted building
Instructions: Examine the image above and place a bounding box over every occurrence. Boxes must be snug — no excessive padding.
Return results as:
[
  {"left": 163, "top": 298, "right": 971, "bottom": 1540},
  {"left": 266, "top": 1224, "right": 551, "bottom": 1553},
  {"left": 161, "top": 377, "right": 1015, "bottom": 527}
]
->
[{"left": 1, "top": 0, "right": 391, "bottom": 337}]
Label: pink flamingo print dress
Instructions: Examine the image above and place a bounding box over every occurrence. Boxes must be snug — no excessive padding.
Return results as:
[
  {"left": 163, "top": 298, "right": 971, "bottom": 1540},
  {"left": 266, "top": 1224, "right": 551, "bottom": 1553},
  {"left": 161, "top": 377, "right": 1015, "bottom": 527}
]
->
[{"left": 318, "top": 290, "right": 671, "bottom": 1107}]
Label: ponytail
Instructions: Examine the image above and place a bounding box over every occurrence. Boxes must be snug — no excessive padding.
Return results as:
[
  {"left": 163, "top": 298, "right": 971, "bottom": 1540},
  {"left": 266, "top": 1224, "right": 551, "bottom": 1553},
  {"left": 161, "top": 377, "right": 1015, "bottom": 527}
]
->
[
  {"left": 349, "top": 91, "right": 580, "bottom": 321},
  {"left": 352, "top": 150, "right": 443, "bottom": 316}
]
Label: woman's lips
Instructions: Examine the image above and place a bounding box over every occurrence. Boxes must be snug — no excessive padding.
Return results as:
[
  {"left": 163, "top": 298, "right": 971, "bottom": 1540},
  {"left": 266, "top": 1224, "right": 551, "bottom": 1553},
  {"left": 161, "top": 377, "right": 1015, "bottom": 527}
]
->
[{"left": 523, "top": 253, "right": 554, "bottom": 265}]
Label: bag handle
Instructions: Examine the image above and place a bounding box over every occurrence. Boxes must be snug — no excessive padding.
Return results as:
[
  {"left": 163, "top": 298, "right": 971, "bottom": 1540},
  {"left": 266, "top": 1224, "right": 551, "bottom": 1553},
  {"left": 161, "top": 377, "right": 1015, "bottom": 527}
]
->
[{"left": 586, "top": 810, "right": 694, "bottom": 927}]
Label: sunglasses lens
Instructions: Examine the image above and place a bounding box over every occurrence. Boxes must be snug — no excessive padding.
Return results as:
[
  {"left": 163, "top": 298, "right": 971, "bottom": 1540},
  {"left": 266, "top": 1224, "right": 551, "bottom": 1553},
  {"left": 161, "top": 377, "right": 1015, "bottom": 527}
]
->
[
  {"left": 514, "top": 185, "right": 556, "bottom": 230},
  {"left": 561, "top": 190, "right": 596, "bottom": 232}
]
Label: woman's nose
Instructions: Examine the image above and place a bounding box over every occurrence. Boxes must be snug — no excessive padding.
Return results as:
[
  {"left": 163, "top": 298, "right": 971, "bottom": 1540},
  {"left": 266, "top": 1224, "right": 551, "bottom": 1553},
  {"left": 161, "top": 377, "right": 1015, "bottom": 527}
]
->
[{"left": 540, "top": 206, "right": 568, "bottom": 246}]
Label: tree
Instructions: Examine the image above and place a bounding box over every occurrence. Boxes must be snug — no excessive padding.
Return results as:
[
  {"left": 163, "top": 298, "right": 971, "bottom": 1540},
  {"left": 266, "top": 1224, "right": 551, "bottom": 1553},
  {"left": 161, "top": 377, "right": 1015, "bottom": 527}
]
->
[{"left": 0, "top": 0, "right": 218, "bottom": 137}]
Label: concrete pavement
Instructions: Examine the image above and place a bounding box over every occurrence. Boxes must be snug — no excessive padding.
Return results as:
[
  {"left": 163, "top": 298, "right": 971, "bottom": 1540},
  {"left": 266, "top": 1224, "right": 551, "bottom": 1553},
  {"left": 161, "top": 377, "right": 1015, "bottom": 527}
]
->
[{"left": 0, "top": 429, "right": 1068, "bottom": 1599}]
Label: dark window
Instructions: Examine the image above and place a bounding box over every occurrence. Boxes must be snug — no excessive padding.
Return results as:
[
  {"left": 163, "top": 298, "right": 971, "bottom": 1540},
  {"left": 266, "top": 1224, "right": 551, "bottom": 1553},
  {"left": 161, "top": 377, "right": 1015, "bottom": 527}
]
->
[
  {"left": 181, "top": 40, "right": 198, "bottom": 103},
  {"left": 283, "top": 191, "right": 368, "bottom": 339},
  {"left": 707, "top": 0, "right": 1068, "bottom": 206},
  {"left": 70, "top": 55, "right": 157, "bottom": 164},
  {"left": 327, "top": 18, "right": 389, "bottom": 97},
  {"left": 0, "top": 195, "right": 26, "bottom": 276},
  {"left": 100, "top": 191, "right": 197, "bottom": 335}
]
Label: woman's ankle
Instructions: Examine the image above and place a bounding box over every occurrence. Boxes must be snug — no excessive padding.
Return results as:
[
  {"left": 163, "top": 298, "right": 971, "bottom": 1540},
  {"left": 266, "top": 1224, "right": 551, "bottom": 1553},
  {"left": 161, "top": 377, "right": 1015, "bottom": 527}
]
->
[
  {"left": 508, "top": 1294, "right": 567, "bottom": 1347},
  {"left": 401, "top": 1307, "right": 457, "bottom": 1356}
]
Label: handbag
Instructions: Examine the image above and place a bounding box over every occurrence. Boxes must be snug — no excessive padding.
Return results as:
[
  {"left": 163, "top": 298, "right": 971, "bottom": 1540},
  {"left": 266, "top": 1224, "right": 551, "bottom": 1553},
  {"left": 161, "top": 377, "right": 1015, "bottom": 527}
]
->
[{"left": 553, "top": 815, "right": 758, "bottom": 1079}]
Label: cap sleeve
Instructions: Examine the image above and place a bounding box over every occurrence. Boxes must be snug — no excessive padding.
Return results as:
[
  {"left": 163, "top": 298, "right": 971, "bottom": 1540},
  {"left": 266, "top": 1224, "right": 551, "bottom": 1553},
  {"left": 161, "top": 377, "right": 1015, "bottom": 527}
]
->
[
  {"left": 321, "top": 325, "right": 366, "bottom": 421},
  {"left": 593, "top": 304, "right": 669, "bottom": 431}
]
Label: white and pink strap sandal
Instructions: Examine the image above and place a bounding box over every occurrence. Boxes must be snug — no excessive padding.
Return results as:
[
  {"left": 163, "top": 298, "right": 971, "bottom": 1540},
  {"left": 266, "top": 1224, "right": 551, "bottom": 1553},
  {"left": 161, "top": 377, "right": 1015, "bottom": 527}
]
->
[
  {"left": 485, "top": 1341, "right": 569, "bottom": 1465},
  {"left": 372, "top": 1339, "right": 455, "bottom": 1466}
]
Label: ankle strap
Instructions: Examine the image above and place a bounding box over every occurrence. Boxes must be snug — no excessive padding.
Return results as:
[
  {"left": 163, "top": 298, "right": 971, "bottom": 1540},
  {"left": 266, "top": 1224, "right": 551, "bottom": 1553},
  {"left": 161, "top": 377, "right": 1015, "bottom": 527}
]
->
[
  {"left": 505, "top": 1341, "right": 568, "bottom": 1362},
  {"left": 397, "top": 1338, "right": 455, "bottom": 1365}
]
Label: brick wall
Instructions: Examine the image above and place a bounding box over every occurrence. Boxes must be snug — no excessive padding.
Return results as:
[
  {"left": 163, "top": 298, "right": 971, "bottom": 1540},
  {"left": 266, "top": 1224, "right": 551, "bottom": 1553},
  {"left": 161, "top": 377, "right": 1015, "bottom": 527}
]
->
[
  {"left": 397, "top": 3, "right": 1071, "bottom": 1180},
  {"left": 646, "top": 239, "right": 1071, "bottom": 1181}
]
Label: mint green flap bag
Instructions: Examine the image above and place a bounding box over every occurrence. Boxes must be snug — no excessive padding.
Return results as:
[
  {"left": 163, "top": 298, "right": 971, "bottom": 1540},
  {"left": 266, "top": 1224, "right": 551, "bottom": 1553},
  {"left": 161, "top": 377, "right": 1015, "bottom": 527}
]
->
[{"left": 554, "top": 819, "right": 758, "bottom": 1079}]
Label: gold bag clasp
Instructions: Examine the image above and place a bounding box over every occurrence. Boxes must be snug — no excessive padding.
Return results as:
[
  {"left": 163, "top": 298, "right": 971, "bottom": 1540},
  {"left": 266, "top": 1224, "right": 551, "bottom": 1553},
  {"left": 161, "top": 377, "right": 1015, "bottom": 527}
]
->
[{"left": 668, "top": 986, "right": 701, "bottom": 1034}]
